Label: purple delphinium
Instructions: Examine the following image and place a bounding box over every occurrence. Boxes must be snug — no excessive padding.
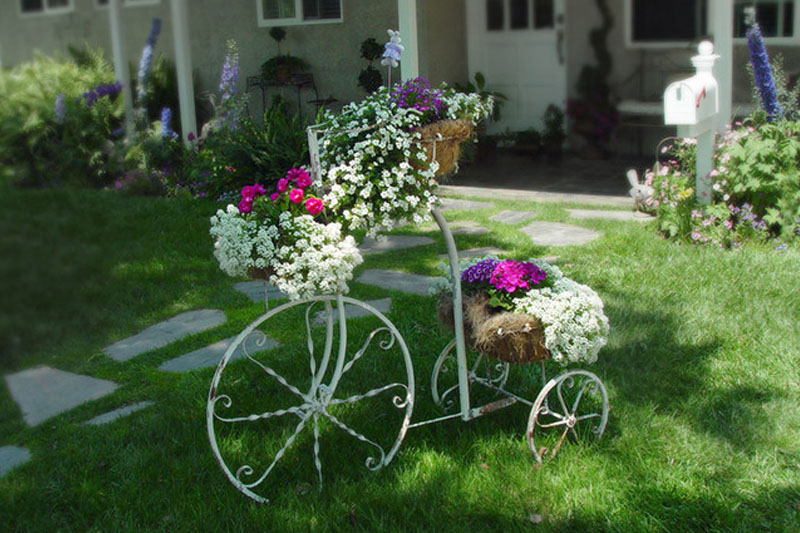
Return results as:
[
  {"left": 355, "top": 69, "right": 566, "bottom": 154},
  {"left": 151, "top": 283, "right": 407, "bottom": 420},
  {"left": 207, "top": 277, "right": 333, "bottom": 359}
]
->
[
  {"left": 137, "top": 18, "right": 162, "bottom": 103},
  {"left": 461, "top": 258, "right": 499, "bottom": 285},
  {"left": 390, "top": 77, "right": 447, "bottom": 125},
  {"left": 54, "top": 93, "right": 66, "bottom": 124},
  {"left": 489, "top": 260, "right": 547, "bottom": 293},
  {"left": 160, "top": 107, "right": 178, "bottom": 139},
  {"left": 745, "top": 8, "right": 784, "bottom": 120},
  {"left": 218, "top": 40, "right": 239, "bottom": 103},
  {"left": 83, "top": 82, "right": 123, "bottom": 107}
]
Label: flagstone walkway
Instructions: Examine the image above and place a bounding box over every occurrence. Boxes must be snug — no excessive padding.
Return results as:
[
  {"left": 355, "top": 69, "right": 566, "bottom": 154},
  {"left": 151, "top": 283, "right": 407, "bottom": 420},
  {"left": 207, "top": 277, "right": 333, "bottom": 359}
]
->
[{"left": 1, "top": 194, "right": 649, "bottom": 480}]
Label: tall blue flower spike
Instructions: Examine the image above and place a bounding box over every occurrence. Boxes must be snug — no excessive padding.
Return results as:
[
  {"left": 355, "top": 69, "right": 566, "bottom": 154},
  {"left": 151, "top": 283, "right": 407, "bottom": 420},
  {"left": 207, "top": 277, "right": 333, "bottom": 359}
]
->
[{"left": 745, "top": 7, "right": 784, "bottom": 120}]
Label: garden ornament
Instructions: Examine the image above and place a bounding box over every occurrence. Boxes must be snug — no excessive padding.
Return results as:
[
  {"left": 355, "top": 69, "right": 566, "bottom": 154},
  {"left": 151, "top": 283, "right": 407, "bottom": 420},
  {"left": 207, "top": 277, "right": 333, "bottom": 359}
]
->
[{"left": 626, "top": 169, "right": 653, "bottom": 212}]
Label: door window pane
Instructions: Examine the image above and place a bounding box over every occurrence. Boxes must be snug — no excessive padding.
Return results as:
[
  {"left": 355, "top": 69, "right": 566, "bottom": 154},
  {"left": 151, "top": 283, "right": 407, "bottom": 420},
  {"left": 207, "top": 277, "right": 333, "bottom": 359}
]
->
[
  {"left": 510, "top": 0, "right": 529, "bottom": 29},
  {"left": 48, "top": 0, "right": 69, "bottom": 6},
  {"left": 21, "top": 0, "right": 44, "bottom": 12},
  {"left": 784, "top": 1, "right": 794, "bottom": 35},
  {"left": 534, "top": 0, "right": 554, "bottom": 28},
  {"left": 487, "top": 0, "right": 504, "bottom": 31}
]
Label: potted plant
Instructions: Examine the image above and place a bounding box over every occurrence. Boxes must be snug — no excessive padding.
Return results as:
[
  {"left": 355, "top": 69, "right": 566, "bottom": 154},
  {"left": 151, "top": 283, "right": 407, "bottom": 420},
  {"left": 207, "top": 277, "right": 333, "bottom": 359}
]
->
[
  {"left": 433, "top": 256, "right": 609, "bottom": 366},
  {"left": 357, "top": 37, "right": 384, "bottom": 94},
  {"left": 261, "top": 26, "right": 309, "bottom": 83}
]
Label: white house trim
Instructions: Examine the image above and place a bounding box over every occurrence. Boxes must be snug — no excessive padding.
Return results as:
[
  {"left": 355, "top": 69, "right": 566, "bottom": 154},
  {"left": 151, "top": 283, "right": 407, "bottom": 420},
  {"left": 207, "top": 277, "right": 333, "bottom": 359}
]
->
[
  {"left": 171, "top": 0, "right": 197, "bottom": 142},
  {"left": 107, "top": 0, "right": 134, "bottom": 134},
  {"left": 397, "top": 0, "right": 419, "bottom": 81},
  {"left": 711, "top": 0, "right": 733, "bottom": 132}
]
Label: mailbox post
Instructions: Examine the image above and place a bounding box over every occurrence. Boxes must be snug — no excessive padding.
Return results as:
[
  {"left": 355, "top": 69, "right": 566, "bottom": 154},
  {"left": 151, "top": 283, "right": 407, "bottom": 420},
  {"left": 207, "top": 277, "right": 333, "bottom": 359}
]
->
[{"left": 664, "top": 41, "right": 720, "bottom": 205}]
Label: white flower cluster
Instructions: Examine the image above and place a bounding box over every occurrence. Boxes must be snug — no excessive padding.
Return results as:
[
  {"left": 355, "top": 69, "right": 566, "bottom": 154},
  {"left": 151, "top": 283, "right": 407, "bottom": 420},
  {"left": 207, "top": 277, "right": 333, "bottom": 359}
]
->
[
  {"left": 270, "top": 213, "right": 363, "bottom": 300},
  {"left": 318, "top": 86, "right": 491, "bottom": 237},
  {"left": 209, "top": 208, "right": 363, "bottom": 300},
  {"left": 513, "top": 276, "right": 609, "bottom": 367}
]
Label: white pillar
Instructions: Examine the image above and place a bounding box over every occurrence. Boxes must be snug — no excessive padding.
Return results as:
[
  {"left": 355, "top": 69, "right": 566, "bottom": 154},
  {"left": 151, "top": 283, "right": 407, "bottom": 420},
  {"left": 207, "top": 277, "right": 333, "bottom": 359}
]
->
[
  {"left": 170, "top": 0, "right": 197, "bottom": 143},
  {"left": 397, "top": 0, "right": 419, "bottom": 81},
  {"left": 108, "top": 0, "right": 134, "bottom": 134},
  {"left": 710, "top": 0, "right": 733, "bottom": 132}
]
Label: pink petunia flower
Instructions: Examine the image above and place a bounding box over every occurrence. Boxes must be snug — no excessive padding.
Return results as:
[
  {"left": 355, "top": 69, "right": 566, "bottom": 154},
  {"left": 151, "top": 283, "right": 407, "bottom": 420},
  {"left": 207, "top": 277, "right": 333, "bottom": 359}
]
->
[
  {"left": 238, "top": 199, "right": 252, "bottom": 214},
  {"left": 305, "top": 197, "right": 324, "bottom": 215},
  {"left": 286, "top": 167, "right": 310, "bottom": 184},
  {"left": 253, "top": 183, "right": 266, "bottom": 196},
  {"left": 270, "top": 192, "right": 280, "bottom": 201},
  {"left": 276, "top": 178, "right": 289, "bottom": 193},
  {"left": 240, "top": 185, "right": 255, "bottom": 202},
  {"left": 289, "top": 188, "right": 304, "bottom": 204},
  {"left": 296, "top": 171, "right": 312, "bottom": 188}
]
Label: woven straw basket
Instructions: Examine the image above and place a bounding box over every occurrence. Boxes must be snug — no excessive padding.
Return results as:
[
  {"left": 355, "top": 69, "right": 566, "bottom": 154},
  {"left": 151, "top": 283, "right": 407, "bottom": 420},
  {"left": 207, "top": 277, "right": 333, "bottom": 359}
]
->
[
  {"left": 412, "top": 118, "right": 473, "bottom": 177},
  {"left": 437, "top": 292, "right": 550, "bottom": 364}
]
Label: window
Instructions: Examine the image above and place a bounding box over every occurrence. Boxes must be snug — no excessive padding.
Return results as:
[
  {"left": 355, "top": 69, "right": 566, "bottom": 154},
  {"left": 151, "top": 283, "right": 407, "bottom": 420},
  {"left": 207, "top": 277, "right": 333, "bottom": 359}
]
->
[
  {"left": 96, "top": 0, "right": 160, "bottom": 7},
  {"left": 734, "top": 1, "right": 796, "bottom": 39},
  {"left": 627, "top": 0, "right": 708, "bottom": 46},
  {"left": 486, "top": 0, "right": 555, "bottom": 32},
  {"left": 19, "top": 0, "right": 73, "bottom": 16},
  {"left": 257, "top": 0, "right": 342, "bottom": 27}
]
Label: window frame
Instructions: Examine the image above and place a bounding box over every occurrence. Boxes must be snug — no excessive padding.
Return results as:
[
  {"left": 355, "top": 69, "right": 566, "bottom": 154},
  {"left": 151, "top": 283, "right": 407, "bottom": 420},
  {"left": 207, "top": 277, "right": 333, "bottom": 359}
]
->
[
  {"left": 624, "top": 0, "right": 800, "bottom": 48},
  {"left": 18, "top": 0, "right": 75, "bottom": 17},
  {"left": 624, "top": 0, "right": 709, "bottom": 49},
  {"left": 732, "top": 0, "right": 800, "bottom": 44},
  {"left": 256, "top": 0, "right": 343, "bottom": 28},
  {"left": 95, "top": 0, "right": 161, "bottom": 8}
]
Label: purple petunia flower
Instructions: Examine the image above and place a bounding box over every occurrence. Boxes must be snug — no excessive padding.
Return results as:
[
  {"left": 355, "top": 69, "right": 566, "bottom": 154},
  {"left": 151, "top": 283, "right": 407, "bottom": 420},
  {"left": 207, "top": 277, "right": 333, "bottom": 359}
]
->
[
  {"left": 461, "top": 258, "right": 499, "bottom": 285},
  {"left": 489, "top": 260, "right": 547, "bottom": 293}
]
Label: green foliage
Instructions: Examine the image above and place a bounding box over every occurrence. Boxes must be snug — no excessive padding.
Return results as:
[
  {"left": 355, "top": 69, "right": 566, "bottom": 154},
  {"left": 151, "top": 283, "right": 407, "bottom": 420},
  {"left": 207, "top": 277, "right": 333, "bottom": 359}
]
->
[
  {"left": 0, "top": 47, "right": 123, "bottom": 188},
  {"left": 542, "top": 104, "right": 566, "bottom": 149},
  {"left": 714, "top": 116, "right": 800, "bottom": 238},
  {"left": 192, "top": 98, "right": 309, "bottom": 200},
  {"left": 359, "top": 37, "right": 383, "bottom": 62},
  {"left": 358, "top": 65, "right": 383, "bottom": 94},
  {"left": 454, "top": 71, "right": 507, "bottom": 121}
]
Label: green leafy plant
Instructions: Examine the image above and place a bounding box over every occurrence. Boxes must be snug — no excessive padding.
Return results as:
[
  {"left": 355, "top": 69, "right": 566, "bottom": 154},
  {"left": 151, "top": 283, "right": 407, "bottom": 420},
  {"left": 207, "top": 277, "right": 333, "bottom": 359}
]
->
[
  {"left": 454, "top": 72, "right": 506, "bottom": 121},
  {"left": 261, "top": 26, "right": 309, "bottom": 82},
  {"left": 0, "top": 47, "right": 123, "bottom": 188},
  {"left": 358, "top": 37, "right": 384, "bottom": 94},
  {"left": 542, "top": 104, "right": 566, "bottom": 157},
  {"left": 192, "top": 97, "right": 309, "bottom": 200}
]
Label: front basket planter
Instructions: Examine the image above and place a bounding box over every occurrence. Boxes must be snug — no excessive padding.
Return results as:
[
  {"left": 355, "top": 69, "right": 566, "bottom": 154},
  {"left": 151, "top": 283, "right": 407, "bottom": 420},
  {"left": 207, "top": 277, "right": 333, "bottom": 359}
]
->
[
  {"left": 412, "top": 118, "right": 473, "bottom": 177},
  {"left": 437, "top": 292, "right": 550, "bottom": 364}
]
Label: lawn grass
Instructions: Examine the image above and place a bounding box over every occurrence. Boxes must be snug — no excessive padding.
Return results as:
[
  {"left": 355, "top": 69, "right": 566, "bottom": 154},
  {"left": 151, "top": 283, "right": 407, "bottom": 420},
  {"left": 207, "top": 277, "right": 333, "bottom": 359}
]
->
[{"left": 1, "top": 188, "right": 799, "bottom": 531}]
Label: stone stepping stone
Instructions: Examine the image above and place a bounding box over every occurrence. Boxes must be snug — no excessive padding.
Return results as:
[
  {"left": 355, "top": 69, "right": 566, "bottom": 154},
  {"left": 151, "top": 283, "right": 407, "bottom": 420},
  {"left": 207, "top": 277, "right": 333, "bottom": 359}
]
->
[
  {"left": 158, "top": 334, "right": 281, "bottom": 373},
  {"left": 440, "top": 198, "right": 494, "bottom": 211},
  {"left": 312, "top": 298, "right": 392, "bottom": 326},
  {"left": 356, "top": 270, "right": 436, "bottom": 296},
  {"left": 421, "top": 221, "right": 490, "bottom": 236},
  {"left": 104, "top": 309, "right": 226, "bottom": 362},
  {"left": 4, "top": 366, "right": 118, "bottom": 426},
  {"left": 490, "top": 210, "right": 537, "bottom": 224},
  {"left": 520, "top": 221, "right": 602, "bottom": 247},
  {"left": 437, "top": 246, "right": 508, "bottom": 260},
  {"left": 567, "top": 208, "right": 654, "bottom": 222},
  {"left": 359, "top": 235, "right": 434, "bottom": 254},
  {"left": 0, "top": 446, "right": 31, "bottom": 479},
  {"left": 85, "top": 401, "right": 154, "bottom": 426},
  {"left": 234, "top": 280, "right": 287, "bottom": 303}
]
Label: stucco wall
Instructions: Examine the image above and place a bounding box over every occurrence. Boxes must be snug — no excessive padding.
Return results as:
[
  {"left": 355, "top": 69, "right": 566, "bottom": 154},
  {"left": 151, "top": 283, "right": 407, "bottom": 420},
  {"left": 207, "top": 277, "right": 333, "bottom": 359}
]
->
[
  {"left": 0, "top": 0, "right": 396, "bottom": 119},
  {"left": 417, "top": 0, "right": 469, "bottom": 87}
]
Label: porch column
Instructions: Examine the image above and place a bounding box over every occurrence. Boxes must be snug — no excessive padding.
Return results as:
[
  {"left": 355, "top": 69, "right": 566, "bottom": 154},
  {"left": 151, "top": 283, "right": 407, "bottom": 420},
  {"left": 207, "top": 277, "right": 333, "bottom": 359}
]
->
[
  {"left": 710, "top": 0, "right": 733, "bottom": 132},
  {"left": 170, "top": 0, "right": 197, "bottom": 142},
  {"left": 108, "top": 0, "right": 134, "bottom": 134},
  {"left": 397, "top": 0, "right": 419, "bottom": 80}
]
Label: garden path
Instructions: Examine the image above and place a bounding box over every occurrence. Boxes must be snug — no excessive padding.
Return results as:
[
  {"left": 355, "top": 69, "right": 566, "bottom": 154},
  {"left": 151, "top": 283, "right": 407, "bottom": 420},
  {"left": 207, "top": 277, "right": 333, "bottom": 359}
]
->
[{"left": 0, "top": 194, "right": 652, "bottom": 480}]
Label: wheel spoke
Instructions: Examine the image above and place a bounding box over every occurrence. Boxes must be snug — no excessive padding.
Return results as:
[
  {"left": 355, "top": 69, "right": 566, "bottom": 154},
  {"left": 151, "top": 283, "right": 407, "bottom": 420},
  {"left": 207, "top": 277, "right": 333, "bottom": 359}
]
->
[
  {"left": 328, "top": 382, "right": 408, "bottom": 407},
  {"left": 319, "top": 409, "right": 387, "bottom": 471},
  {"left": 214, "top": 401, "right": 310, "bottom": 423},
  {"left": 238, "top": 412, "right": 312, "bottom": 489}
]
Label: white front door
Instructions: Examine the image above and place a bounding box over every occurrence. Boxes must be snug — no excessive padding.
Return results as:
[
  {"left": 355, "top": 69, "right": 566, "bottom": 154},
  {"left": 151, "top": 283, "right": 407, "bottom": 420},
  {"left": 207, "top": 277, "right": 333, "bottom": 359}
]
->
[{"left": 466, "top": 0, "right": 566, "bottom": 134}]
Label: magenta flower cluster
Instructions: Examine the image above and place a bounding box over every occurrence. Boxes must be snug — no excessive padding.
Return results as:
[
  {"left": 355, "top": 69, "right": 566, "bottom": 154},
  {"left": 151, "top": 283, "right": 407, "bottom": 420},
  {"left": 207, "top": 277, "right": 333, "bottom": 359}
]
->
[
  {"left": 461, "top": 259, "right": 547, "bottom": 294},
  {"left": 237, "top": 167, "right": 324, "bottom": 216},
  {"left": 390, "top": 77, "right": 446, "bottom": 124}
]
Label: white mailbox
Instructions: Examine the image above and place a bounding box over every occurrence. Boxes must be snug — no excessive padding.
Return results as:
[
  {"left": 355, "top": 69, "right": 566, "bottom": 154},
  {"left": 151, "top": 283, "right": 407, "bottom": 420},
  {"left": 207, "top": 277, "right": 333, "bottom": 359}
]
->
[
  {"left": 662, "top": 41, "right": 720, "bottom": 205},
  {"left": 664, "top": 41, "right": 719, "bottom": 129}
]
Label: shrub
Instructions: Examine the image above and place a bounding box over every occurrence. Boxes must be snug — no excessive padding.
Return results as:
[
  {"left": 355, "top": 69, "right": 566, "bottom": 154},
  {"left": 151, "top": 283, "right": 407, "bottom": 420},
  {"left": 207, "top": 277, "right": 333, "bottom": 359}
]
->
[
  {"left": 192, "top": 98, "right": 309, "bottom": 201},
  {"left": 0, "top": 47, "right": 123, "bottom": 188}
]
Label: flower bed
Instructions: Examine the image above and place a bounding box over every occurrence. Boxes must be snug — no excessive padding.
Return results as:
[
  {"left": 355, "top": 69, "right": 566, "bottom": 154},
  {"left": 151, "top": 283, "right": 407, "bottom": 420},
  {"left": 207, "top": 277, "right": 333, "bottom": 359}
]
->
[{"left": 432, "top": 256, "right": 609, "bottom": 366}]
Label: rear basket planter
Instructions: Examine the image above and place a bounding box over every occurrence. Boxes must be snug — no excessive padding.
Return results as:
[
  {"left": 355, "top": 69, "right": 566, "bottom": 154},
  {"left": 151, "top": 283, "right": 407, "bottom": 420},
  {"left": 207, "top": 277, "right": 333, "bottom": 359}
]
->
[
  {"left": 412, "top": 118, "right": 473, "bottom": 177},
  {"left": 437, "top": 292, "right": 550, "bottom": 364}
]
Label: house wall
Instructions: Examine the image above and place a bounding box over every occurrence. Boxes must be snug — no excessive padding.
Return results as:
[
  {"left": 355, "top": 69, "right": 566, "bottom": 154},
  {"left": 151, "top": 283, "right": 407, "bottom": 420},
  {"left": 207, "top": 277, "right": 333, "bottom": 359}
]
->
[
  {"left": 0, "top": 0, "right": 396, "bottom": 120},
  {"left": 417, "top": 0, "right": 469, "bottom": 86}
]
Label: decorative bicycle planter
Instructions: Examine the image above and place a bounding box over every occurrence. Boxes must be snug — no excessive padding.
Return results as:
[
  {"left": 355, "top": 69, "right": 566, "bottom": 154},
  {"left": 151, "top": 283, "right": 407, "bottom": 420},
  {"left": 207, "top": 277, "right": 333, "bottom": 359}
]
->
[{"left": 207, "top": 205, "right": 609, "bottom": 503}]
